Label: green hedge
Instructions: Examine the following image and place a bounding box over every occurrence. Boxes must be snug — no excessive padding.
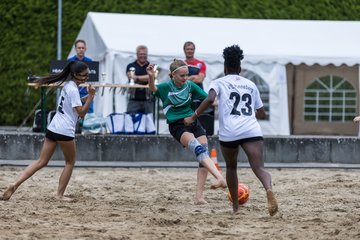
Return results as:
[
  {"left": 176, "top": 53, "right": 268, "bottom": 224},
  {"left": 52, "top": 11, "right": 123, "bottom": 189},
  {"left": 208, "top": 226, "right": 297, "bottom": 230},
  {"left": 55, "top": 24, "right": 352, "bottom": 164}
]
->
[{"left": 1, "top": 0, "right": 359, "bottom": 125}]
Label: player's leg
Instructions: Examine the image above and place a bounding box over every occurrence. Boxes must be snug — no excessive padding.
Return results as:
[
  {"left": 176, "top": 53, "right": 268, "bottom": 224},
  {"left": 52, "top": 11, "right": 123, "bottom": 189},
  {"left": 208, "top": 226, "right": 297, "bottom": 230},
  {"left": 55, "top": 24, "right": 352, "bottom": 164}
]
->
[
  {"left": 241, "top": 141, "right": 271, "bottom": 189},
  {"left": 220, "top": 144, "right": 240, "bottom": 213},
  {"left": 194, "top": 135, "right": 209, "bottom": 205},
  {"left": 2, "top": 138, "right": 57, "bottom": 200},
  {"left": 180, "top": 132, "right": 226, "bottom": 189},
  {"left": 241, "top": 140, "right": 278, "bottom": 216},
  {"left": 57, "top": 140, "right": 76, "bottom": 201}
]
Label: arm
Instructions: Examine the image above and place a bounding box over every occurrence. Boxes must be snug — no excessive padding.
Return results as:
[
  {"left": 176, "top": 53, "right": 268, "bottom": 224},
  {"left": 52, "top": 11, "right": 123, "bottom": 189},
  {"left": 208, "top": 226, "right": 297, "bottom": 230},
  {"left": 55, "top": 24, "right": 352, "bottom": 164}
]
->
[
  {"left": 255, "top": 107, "right": 266, "bottom": 120},
  {"left": 188, "top": 72, "right": 205, "bottom": 84},
  {"left": 75, "top": 84, "right": 96, "bottom": 118},
  {"left": 184, "top": 89, "right": 216, "bottom": 126},
  {"left": 127, "top": 71, "right": 150, "bottom": 84},
  {"left": 188, "top": 61, "right": 206, "bottom": 84},
  {"left": 80, "top": 95, "right": 88, "bottom": 103},
  {"left": 135, "top": 74, "right": 150, "bottom": 84},
  {"left": 354, "top": 116, "right": 360, "bottom": 123},
  {"left": 146, "top": 64, "right": 157, "bottom": 92}
]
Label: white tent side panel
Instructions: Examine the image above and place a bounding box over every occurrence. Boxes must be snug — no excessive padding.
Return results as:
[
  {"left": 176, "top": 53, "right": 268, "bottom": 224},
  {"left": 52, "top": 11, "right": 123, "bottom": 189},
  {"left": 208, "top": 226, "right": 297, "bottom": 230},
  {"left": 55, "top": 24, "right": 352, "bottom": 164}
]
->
[
  {"left": 71, "top": 12, "right": 360, "bottom": 67},
  {"left": 68, "top": 12, "right": 360, "bottom": 136}
]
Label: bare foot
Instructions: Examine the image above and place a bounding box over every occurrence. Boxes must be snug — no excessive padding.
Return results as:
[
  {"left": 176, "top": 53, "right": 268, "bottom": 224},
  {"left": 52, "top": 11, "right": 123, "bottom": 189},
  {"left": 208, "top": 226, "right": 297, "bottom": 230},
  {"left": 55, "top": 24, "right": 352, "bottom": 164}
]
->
[
  {"left": 266, "top": 190, "right": 278, "bottom": 216},
  {"left": 194, "top": 198, "right": 208, "bottom": 205},
  {"left": 210, "top": 179, "right": 227, "bottom": 189},
  {"left": 55, "top": 195, "right": 74, "bottom": 202},
  {"left": 2, "top": 184, "right": 17, "bottom": 201},
  {"left": 233, "top": 209, "right": 240, "bottom": 215}
]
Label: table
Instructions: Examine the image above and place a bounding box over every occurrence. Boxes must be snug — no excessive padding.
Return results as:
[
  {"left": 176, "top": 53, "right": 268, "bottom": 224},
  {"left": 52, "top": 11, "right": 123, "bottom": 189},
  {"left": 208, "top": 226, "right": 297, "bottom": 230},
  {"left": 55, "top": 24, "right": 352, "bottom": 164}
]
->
[{"left": 27, "top": 82, "right": 159, "bottom": 133}]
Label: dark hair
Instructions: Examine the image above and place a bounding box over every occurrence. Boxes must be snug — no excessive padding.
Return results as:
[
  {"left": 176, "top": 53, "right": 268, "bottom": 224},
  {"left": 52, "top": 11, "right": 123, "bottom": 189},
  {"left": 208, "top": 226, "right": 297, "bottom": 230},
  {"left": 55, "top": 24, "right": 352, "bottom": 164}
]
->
[
  {"left": 223, "top": 45, "right": 244, "bottom": 74},
  {"left": 183, "top": 41, "right": 195, "bottom": 50},
  {"left": 36, "top": 61, "right": 89, "bottom": 86},
  {"left": 75, "top": 39, "right": 86, "bottom": 47}
]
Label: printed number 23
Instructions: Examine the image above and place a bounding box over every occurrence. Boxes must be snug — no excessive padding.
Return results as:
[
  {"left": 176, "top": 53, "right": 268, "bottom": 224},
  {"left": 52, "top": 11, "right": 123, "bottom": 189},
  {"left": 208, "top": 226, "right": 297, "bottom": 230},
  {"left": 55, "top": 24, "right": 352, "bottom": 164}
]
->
[
  {"left": 230, "top": 92, "right": 252, "bottom": 116},
  {"left": 58, "top": 96, "right": 65, "bottom": 114}
]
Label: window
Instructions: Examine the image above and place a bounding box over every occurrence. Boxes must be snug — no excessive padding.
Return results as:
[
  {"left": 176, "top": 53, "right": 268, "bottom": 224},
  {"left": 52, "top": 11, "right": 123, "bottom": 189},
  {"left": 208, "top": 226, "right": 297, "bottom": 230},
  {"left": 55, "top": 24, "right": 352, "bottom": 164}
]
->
[{"left": 304, "top": 75, "right": 356, "bottom": 122}]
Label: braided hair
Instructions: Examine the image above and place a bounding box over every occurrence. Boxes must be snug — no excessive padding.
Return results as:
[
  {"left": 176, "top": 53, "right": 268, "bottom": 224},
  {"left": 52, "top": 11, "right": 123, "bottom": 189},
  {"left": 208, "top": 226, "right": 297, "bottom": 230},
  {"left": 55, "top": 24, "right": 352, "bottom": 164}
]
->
[{"left": 222, "top": 45, "right": 244, "bottom": 74}]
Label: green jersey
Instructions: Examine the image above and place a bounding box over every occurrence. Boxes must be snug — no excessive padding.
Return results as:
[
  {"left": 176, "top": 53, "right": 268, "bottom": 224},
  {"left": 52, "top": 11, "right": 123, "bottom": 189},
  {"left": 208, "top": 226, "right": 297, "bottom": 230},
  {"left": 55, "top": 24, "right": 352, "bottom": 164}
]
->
[{"left": 154, "top": 80, "right": 207, "bottom": 123}]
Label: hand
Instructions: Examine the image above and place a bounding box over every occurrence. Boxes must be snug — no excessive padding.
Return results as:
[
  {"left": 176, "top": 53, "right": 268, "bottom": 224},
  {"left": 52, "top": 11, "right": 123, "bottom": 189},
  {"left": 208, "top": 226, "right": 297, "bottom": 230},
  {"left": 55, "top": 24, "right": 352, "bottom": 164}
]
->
[
  {"left": 184, "top": 116, "right": 195, "bottom": 126},
  {"left": 146, "top": 64, "right": 154, "bottom": 78},
  {"left": 353, "top": 116, "right": 360, "bottom": 123},
  {"left": 87, "top": 84, "right": 96, "bottom": 97}
]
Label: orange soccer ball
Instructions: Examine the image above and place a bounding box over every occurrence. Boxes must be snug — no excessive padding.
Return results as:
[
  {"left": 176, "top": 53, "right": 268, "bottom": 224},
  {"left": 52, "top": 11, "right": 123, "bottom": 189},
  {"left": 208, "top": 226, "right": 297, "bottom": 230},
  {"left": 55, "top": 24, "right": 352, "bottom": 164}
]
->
[{"left": 227, "top": 183, "right": 250, "bottom": 205}]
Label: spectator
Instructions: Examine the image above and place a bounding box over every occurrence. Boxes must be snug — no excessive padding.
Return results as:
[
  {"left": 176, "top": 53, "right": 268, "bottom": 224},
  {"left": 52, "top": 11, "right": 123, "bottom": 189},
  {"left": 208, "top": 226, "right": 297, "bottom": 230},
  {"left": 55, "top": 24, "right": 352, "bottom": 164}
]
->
[
  {"left": 126, "top": 45, "right": 154, "bottom": 114},
  {"left": 183, "top": 41, "right": 206, "bottom": 89},
  {"left": 184, "top": 41, "right": 214, "bottom": 137},
  {"left": 68, "top": 39, "right": 92, "bottom": 62},
  {"left": 68, "top": 39, "right": 94, "bottom": 113}
]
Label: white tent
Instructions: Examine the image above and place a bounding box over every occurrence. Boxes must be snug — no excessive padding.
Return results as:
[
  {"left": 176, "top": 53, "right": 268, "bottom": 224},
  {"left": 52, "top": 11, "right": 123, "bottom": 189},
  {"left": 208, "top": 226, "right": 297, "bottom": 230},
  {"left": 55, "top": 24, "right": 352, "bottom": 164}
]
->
[{"left": 69, "top": 12, "right": 360, "bottom": 135}]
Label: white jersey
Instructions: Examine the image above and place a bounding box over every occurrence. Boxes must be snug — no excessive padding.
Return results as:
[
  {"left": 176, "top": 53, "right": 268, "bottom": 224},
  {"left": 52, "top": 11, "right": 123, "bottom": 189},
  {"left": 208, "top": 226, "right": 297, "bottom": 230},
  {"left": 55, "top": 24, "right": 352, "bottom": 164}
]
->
[
  {"left": 209, "top": 74, "right": 263, "bottom": 142},
  {"left": 47, "top": 81, "right": 82, "bottom": 137}
]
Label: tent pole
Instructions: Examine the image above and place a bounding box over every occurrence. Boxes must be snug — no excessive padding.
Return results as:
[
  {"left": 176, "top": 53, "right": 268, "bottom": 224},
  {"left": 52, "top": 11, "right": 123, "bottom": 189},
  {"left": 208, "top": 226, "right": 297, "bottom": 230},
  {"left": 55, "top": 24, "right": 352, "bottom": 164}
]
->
[
  {"left": 55, "top": 0, "right": 62, "bottom": 107},
  {"left": 57, "top": 0, "right": 62, "bottom": 61}
]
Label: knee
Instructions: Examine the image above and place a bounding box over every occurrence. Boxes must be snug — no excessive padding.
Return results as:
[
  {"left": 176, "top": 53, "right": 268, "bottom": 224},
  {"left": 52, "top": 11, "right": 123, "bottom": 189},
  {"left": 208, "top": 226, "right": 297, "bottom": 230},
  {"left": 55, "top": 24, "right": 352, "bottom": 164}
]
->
[
  {"left": 225, "top": 160, "right": 237, "bottom": 170},
  {"left": 36, "top": 159, "right": 48, "bottom": 169},
  {"left": 65, "top": 158, "right": 76, "bottom": 166},
  {"left": 188, "top": 139, "right": 208, "bottom": 162}
]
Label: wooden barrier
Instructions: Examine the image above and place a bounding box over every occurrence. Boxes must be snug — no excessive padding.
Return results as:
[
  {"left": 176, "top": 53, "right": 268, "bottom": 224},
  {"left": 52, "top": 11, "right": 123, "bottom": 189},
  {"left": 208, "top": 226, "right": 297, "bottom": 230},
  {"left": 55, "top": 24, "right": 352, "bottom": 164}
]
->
[{"left": 27, "top": 83, "right": 158, "bottom": 133}]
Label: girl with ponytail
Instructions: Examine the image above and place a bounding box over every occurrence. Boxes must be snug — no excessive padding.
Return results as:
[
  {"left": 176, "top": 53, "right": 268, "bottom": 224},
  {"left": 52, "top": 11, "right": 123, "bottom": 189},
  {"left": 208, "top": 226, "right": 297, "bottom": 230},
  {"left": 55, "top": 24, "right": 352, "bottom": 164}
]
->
[{"left": 2, "top": 61, "right": 95, "bottom": 201}]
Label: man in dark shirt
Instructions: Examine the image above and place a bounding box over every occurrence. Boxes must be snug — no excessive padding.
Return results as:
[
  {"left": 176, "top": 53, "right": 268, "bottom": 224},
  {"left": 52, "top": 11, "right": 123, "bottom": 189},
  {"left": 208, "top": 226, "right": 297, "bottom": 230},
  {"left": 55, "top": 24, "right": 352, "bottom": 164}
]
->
[{"left": 126, "top": 45, "right": 154, "bottom": 114}]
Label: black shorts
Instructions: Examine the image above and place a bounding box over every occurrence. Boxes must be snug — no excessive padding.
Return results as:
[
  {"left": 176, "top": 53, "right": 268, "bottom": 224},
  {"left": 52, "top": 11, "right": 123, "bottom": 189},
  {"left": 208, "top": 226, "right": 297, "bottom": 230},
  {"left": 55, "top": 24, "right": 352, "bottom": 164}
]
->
[
  {"left": 220, "top": 136, "right": 263, "bottom": 149},
  {"left": 169, "top": 118, "right": 206, "bottom": 143},
  {"left": 45, "top": 129, "right": 74, "bottom": 142}
]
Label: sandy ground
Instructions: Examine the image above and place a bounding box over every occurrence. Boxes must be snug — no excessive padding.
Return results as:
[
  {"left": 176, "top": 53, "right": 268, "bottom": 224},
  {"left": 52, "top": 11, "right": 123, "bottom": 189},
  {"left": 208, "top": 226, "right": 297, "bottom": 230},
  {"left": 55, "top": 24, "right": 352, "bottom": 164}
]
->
[{"left": 1, "top": 166, "right": 360, "bottom": 240}]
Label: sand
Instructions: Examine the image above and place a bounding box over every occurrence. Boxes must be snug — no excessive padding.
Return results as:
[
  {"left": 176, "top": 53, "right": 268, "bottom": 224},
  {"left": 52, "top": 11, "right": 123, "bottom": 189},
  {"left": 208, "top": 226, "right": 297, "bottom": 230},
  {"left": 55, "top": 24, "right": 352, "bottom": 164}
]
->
[{"left": 1, "top": 166, "right": 360, "bottom": 240}]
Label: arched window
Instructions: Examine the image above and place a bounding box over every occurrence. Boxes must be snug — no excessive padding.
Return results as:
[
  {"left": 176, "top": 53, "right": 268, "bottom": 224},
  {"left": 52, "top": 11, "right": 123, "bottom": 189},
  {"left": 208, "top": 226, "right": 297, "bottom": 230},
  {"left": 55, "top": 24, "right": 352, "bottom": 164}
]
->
[
  {"left": 240, "top": 69, "right": 270, "bottom": 120},
  {"left": 304, "top": 75, "right": 356, "bottom": 122}
]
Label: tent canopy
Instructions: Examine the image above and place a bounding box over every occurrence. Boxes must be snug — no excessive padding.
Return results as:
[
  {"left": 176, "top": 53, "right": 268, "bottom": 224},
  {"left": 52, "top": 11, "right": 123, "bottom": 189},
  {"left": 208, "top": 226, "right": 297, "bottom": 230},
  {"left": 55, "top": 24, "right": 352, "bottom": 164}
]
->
[
  {"left": 70, "top": 12, "right": 360, "bottom": 67},
  {"left": 68, "top": 12, "right": 360, "bottom": 135}
]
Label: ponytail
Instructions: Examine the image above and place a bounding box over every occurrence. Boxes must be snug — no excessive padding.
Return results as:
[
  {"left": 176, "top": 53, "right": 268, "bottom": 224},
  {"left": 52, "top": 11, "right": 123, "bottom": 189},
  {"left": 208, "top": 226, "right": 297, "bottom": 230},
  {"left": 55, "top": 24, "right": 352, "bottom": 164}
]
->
[{"left": 35, "top": 61, "right": 88, "bottom": 86}]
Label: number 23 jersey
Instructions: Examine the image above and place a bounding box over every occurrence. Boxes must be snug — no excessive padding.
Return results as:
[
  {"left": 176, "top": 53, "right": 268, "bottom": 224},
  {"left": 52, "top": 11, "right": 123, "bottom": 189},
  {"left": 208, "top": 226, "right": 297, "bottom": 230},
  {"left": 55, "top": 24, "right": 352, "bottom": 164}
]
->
[
  {"left": 209, "top": 74, "right": 263, "bottom": 142},
  {"left": 47, "top": 81, "right": 82, "bottom": 137}
]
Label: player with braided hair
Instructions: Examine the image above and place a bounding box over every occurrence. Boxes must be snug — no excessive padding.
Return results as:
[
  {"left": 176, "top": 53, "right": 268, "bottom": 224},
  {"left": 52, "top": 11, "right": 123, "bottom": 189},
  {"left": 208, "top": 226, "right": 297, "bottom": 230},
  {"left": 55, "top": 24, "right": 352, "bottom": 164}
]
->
[{"left": 184, "top": 45, "right": 278, "bottom": 215}]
